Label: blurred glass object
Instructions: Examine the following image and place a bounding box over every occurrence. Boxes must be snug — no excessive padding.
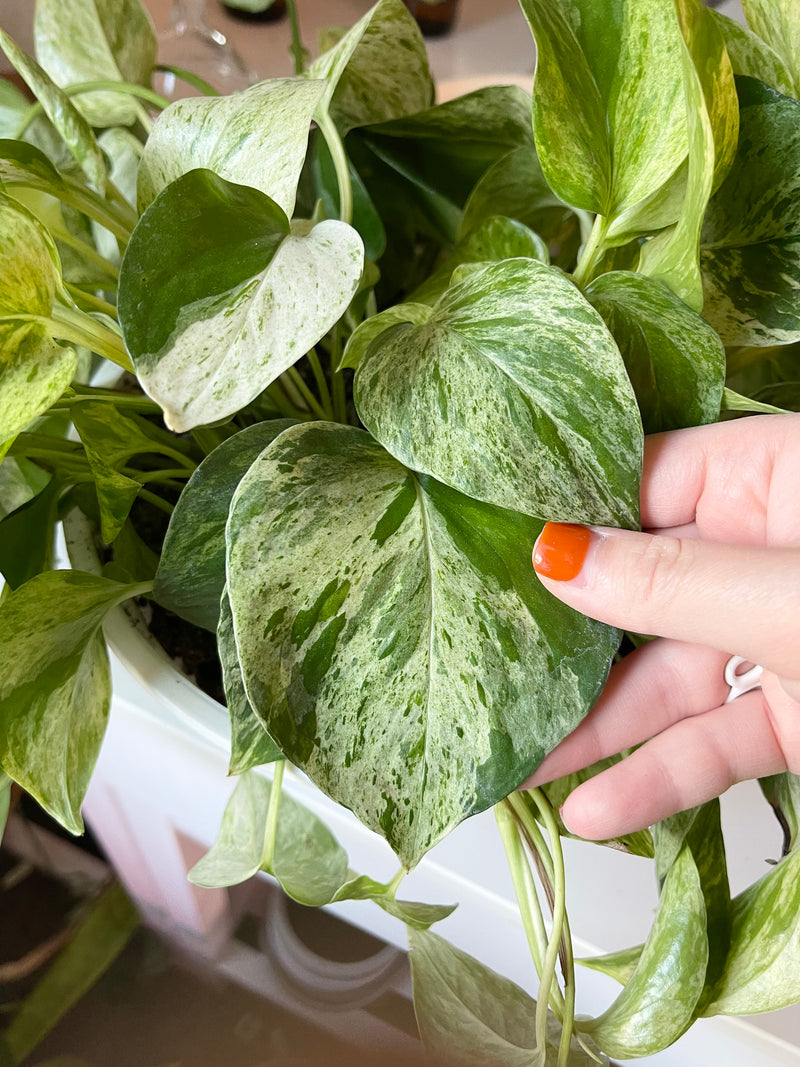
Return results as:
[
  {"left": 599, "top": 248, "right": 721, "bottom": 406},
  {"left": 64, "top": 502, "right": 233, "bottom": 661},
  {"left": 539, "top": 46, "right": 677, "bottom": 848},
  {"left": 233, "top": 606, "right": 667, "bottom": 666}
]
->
[{"left": 156, "top": 0, "right": 257, "bottom": 100}]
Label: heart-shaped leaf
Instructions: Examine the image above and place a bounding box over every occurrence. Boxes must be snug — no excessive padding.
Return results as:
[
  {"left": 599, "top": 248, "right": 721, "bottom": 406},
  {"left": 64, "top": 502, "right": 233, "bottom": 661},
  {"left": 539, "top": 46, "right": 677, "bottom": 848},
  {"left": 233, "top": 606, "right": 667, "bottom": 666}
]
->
[
  {"left": 34, "top": 0, "right": 157, "bottom": 128},
  {"left": 137, "top": 78, "right": 326, "bottom": 216},
  {"left": 0, "top": 194, "right": 77, "bottom": 444},
  {"left": 712, "top": 10, "right": 794, "bottom": 96},
  {"left": 0, "top": 571, "right": 147, "bottom": 832},
  {"left": 586, "top": 270, "right": 725, "bottom": 433},
  {"left": 741, "top": 0, "right": 800, "bottom": 96},
  {"left": 226, "top": 423, "right": 620, "bottom": 867},
  {"left": 118, "top": 169, "right": 364, "bottom": 432},
  {"left": 355, "top": 258, "right": 642, "bottom": 527}
]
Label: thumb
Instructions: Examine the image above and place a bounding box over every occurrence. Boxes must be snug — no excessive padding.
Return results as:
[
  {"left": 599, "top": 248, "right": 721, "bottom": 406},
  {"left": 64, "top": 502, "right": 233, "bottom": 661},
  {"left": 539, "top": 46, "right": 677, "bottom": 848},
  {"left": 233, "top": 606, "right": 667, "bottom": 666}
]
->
[{"left": 532, "top": 523, "right": 800, "bottom": 680}]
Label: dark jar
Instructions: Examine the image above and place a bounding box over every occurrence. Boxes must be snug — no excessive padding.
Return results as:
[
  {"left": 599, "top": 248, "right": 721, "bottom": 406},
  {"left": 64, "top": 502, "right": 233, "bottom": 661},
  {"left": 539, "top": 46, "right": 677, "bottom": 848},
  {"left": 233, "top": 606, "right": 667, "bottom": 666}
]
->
[
  {"left": 218, "top": 0, "right": 286, "bottom": 22},
  {"left": 402, "top": 0, "right": 460, "bottom": 37}
]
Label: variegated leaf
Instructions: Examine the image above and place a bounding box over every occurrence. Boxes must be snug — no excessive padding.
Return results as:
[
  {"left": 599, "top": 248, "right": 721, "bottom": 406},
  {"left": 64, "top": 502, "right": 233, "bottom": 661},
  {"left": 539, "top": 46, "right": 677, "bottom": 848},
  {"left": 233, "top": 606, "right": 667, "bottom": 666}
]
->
[
  {"left": 355, "top": 259, "right": 641, "bottom": 527},
  {"left": 711, "top": 10, "right": 794, "bottom": 97},
  {"left": 583, "top": 844, "right": 707, "bottom": 1058},
  {"left": 0, "top": 194, "right": 77, "bottom": 444},
  {"left": 701, "top": 78, "right": 800, "bottom": 345},
  {"left": 34, "top": 0, "right": 157, "bottom": 128},
  {"left": 578, "top": 944, "right": 643, "bottom": 986},
  {"left": 137, "top": 78, "right": 326, "bottom": 216},
  {"left": 0, "top": 571, "right": 147, "bottom": 833},
  {"left": 0, "top": 30, "right": 105, "bottom": 191},
  {"left": 305, "top": 0, "right": 433, "bottom": 135},
  {"left": 586, "top": 271, "right": 725, "bottom": 433},
  {"left": 226, "top": 423, "right": 620, "bottom": 867},
  {"left": 218, "top": 590, "right": 283, "bottom": 775},
  {"left": 703, "top": 847, "right": 800, "bottom": 1016},
  {"left": 741, "top": 0, "right": 800, "bottom": 97},
  {"left": 156, "top": 420, "right": 297, "bottom": 632},
  {"left": 118, "top": 170, "right": 364, "bottom": 432}
]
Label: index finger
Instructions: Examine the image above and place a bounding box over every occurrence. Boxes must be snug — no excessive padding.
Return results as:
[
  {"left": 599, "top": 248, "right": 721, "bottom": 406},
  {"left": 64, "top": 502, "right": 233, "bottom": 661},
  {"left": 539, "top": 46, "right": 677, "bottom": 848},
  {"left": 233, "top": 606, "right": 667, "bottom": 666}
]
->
[{"left": 640, "top": 413, "right": 798, "bottom": 542}]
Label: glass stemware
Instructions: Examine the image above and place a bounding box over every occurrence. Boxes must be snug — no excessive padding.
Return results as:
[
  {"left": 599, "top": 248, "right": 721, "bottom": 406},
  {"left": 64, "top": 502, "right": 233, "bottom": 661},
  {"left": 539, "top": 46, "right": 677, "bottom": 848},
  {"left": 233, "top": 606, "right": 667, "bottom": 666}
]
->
[{"left": 155, "top": 0, "right": 257, "bottom": 100}]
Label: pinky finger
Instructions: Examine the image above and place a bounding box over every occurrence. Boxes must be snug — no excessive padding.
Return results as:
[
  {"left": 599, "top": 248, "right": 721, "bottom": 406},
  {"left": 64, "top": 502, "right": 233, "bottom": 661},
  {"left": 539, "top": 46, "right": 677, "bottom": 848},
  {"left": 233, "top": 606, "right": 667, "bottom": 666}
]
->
[{"left": 559, "top": 691, "right": 786, "bottom": 840}]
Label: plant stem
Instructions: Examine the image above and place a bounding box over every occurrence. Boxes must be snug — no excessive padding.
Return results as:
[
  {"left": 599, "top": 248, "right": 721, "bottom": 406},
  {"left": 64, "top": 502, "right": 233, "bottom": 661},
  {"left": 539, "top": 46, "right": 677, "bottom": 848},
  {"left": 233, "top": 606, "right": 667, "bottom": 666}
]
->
[
  {"left": 51, "top": 303, "right": 133, "bottom": 371},
  {"left": 316, "top": 109, "right": 353, "bottom": 226},
  {"left": 385, "top": 867, "right": 406, "bottom": 899},
  {"left": 262, "top": 761, "right": 286, "bottom": 872},
  {"left": 155, "top": 64, "right": 219, "bottom": 97},
  {"left": 66, "top": 386, "right": 161, "bottom": 413},
  {"left": 64, "top": 284, "right": 118, "bottom": 318},
  {"left": 51, "top": 229, "right": 120, "bottom": 283},
  {"left": 572, "top": 213, "right": 611, "bottom": 288},
  {"left": 15, "top": 81, "right": 171, "bottom": 137},
  {"left": 306, "top": 348, "right": 334, "bottom": 419},
  {"left": 329, "top": 329, "right": 348, "bottom": 423},
  {"left": 286, "top": 0, "right": 310, "bottom": 75},
  {"left": 265, "top": 379, "right": 309, "bottom": 420},
  {"left": 137, "top": 488, "right": 174, "bottom": 516},
  {"left": 286, "top": 367, "right": 329, "bottom": 421},
  {"left": 123, "top": 467, "right": 191, "bottom": 485}
]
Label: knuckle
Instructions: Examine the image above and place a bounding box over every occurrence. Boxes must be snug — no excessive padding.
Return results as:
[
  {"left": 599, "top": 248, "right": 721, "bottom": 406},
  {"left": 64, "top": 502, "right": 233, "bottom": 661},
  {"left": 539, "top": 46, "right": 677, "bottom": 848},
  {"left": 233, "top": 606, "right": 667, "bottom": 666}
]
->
[{"left": 634, "top": 535, "right": 692, "bottom": 610}]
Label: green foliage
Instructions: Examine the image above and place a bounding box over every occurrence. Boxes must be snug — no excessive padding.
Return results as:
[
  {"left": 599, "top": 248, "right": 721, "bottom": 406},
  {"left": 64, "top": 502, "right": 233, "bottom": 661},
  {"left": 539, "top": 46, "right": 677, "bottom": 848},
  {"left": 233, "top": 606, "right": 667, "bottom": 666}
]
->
[{"left": 2, "top": 0, "right": 800, "bottom": 1058}]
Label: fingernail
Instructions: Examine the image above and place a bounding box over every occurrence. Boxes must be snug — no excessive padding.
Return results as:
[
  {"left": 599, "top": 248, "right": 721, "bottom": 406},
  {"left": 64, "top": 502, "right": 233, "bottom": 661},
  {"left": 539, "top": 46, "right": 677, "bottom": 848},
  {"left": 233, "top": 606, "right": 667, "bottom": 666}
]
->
[{"left": 533, "top": 522, "right": 591, "bottom": 582}]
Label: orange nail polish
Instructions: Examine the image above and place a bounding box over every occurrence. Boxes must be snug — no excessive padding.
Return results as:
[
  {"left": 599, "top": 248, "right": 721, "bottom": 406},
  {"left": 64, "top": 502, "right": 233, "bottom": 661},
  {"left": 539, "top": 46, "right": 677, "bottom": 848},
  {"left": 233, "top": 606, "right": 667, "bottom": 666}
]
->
[{"left": 533, "top": 522, "right": 591, "bottom": 582}]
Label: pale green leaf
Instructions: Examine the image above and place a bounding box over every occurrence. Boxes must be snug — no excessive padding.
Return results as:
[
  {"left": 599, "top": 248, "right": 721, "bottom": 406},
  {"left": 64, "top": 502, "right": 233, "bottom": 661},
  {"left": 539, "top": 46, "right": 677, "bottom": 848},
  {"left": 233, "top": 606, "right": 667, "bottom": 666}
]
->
[
  {"left": 137, "top": 78, "right": 326, "bottom": 216},
  {"left": 700, "top": 78, "right": 800, "bottom": 345},
  {"left": 0, "top": 571, "right": 145, "bottom": 832},
  {"left": 0, "top": 193, "right": 77, "bottom": 444},
  {"left": 711, "top": 10, "right": 794, "bottom": 97},
  {"left": 0, "top": 30, "right": 105, "bottom": 191},
  {"left": 355, "top": 259, "right": 641, "bottom": 527},
  {"left": 578, "top": 944, "right": 643, "bottom": 986},
  {"left": 333, "top": 874, "right": 455, "bottom": 931},
  {"left": 218, "top": 590, "right": 283, "bottom": 775},
  {"left": 189, "top": 771, "right": 351, "bottom": 907},
  {"left": 582, "top": 844, "right": 707, "bottom": 1058},
  {"left": 339, "top": 303, "right": 432, "bottom": 372},
  {"left": 586, "top": 270, "right": 725, "bottom": 433},
  {"left": 409, "top": 929, "right": 609, "bottom": 1066},
  {"left": 155, "top": 420, "right": 297, "bottom": 631},
  {"left": 741, "top": 0, "right": 800, "bottom": 97},
  {"left": 226, "top": 423, "right": 620, "bottom": 867},
  {"left": 0, "top": 771, "right": 10, "bottom": 845},
  {"left": 118, "top": 170, "right": 364, "bottom": 432},
  {"left": 703, "top": 846, "right": 800, "bottom": 1016},
  {"left": 305, "top": 0, "right": 433, "bottom": 135},
  {"left": 34, "top": 0, "right": 157, "bottom": 128},
  {"left": 0, "top": 78, "right": 29, "bottom": 137}
]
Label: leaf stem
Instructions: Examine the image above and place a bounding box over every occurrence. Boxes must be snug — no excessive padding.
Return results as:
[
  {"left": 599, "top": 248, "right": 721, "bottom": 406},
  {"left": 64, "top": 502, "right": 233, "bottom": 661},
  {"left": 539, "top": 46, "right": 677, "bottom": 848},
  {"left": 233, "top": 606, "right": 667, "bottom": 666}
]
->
[
  {"left": 329, "top": 329, "right": 348, "bottom": 423},
  {"left": 573, "top": 213, "right": 611, "bottom": 288},
  {"left": 265, "top": 379, "right": 310, "bottom": 421},
  {"left": 385, "top": 867, "right": 406, "bottom": 899},
  {"left": 0, "top": 308, "right": 132, "bottom": 371},
  {"left": 286, "top": 0, "right": 310, "bottom": 75},
  {"left": 51, "top": 229, "right": 120, "bottom": 283},
  {"left": 155, "top": 64, "right": 219, "bottom": 97},
  {"left": 64, "top": 284, "right": 118, "bottom": 318},
  {"left": 262, "top": 761, "right": 286, "bottom": 872},
  {"left": 137, "top": 488, "right": 174, "bottom": 516},
  {"left": 306, "top": 348, "right": 334, "bottom": 419},
  {"left": 316, "top": 109, "right": 353, "bottom": 226}
]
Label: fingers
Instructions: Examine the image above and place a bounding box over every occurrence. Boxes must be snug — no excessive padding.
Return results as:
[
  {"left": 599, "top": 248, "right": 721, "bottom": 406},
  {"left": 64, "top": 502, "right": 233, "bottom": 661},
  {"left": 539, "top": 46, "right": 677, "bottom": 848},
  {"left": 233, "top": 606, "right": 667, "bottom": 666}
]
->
[
  {"left": 532, "top": 524, "right": 800, "bottom": 679},
  {"left": 558, "top": 691, "right": 785, "bottom": 840},
  {"left": 527, "top": 639, "right": 730, "bottom": 787},
  {"left": 558, "top": 691, "right": 785, "bottom": 839},
  {"left": 640, "top": 414, "right": 797, "bottom": 539}
]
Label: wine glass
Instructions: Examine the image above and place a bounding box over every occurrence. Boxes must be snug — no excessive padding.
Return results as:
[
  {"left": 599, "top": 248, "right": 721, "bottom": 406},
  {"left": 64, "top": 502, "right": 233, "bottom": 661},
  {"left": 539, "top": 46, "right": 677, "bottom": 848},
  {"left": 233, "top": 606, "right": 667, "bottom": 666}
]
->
[{"left": 155, "top": 0, "right": 258, "bottom": 101}]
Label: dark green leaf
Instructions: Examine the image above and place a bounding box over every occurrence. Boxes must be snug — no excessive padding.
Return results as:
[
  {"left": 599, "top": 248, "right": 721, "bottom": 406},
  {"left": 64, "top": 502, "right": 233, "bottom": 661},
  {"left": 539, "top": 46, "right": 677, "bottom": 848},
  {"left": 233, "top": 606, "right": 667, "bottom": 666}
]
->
[
  {"left": 226, "top": 423, "right": 620, "bottom": 867},
  {"left": 409, "top": 929, "right": 608, "bottom": 1066},
  {"left": 355, "top": 259, "right": 642, "bottom": 527},
  {"left": 586, "top": 270, "right": 725, "bottom": 433},
  {"left": 0, "top": 476, "right": 61, "bottom": 589},
  {"left": 218, "top": 590, "right": 283, "bottom": 774},
  {"left": 311, "top": 131, "right": 386, "bottom": 261},
  {"left": 0, "top": 571, "right": 146, "bottom": 832},
  {"left": 582, "top": 844, "right": 707, "bottom": 1057},
  {"left": 155, "top": 420, "right": 297, "bottom": 632},
  {"left": 119, "top": 169, "right": 363, "bottom": 431},
  {"left": 34, "top": 0, "right": 157, "bottom": 128},
  {"left": 700, "top": 78, "right": 800, "bottom": 345}
]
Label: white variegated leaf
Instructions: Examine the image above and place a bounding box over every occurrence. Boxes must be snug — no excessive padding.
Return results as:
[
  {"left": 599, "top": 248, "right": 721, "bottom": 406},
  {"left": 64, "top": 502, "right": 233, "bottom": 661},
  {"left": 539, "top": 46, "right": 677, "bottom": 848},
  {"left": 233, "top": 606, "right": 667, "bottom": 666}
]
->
[
  {"left": 355, "top": 259, "right": 642, "bottom": 528},
  {"left": 226, "top": 423, "right": 620, "bottom": 867},
  {"left": 137, "top": 78, "right": 326, "bottom": 216}
]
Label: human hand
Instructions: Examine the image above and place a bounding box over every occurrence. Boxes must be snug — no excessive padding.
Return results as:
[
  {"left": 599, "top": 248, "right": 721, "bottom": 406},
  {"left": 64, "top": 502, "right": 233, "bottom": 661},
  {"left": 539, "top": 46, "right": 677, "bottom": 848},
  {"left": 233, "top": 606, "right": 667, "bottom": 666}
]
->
[{"left": 527, "top": 414, "right": 800, "bottom": 840}]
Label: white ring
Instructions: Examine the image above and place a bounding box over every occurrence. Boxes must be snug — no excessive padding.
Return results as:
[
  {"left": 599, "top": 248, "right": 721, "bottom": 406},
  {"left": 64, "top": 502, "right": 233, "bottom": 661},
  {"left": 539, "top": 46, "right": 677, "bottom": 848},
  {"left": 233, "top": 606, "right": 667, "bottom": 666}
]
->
[{"left": 724, "top": 655, "right": 764, "bottom": 704}]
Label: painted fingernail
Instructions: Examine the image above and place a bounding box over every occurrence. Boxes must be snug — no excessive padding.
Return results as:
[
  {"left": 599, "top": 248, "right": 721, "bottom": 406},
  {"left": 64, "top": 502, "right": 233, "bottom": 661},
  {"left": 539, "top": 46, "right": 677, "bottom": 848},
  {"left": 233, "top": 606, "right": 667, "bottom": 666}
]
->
[{"left": 532, "top": 522, "right": 591, "bottom": 582}]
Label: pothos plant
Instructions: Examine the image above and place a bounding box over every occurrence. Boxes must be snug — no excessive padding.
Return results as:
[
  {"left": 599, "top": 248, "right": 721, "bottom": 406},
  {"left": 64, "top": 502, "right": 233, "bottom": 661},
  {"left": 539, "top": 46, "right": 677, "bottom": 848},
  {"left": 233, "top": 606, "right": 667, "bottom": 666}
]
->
[{"left": 1, "top": 0, "right": 800, "bottom": 1061}]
